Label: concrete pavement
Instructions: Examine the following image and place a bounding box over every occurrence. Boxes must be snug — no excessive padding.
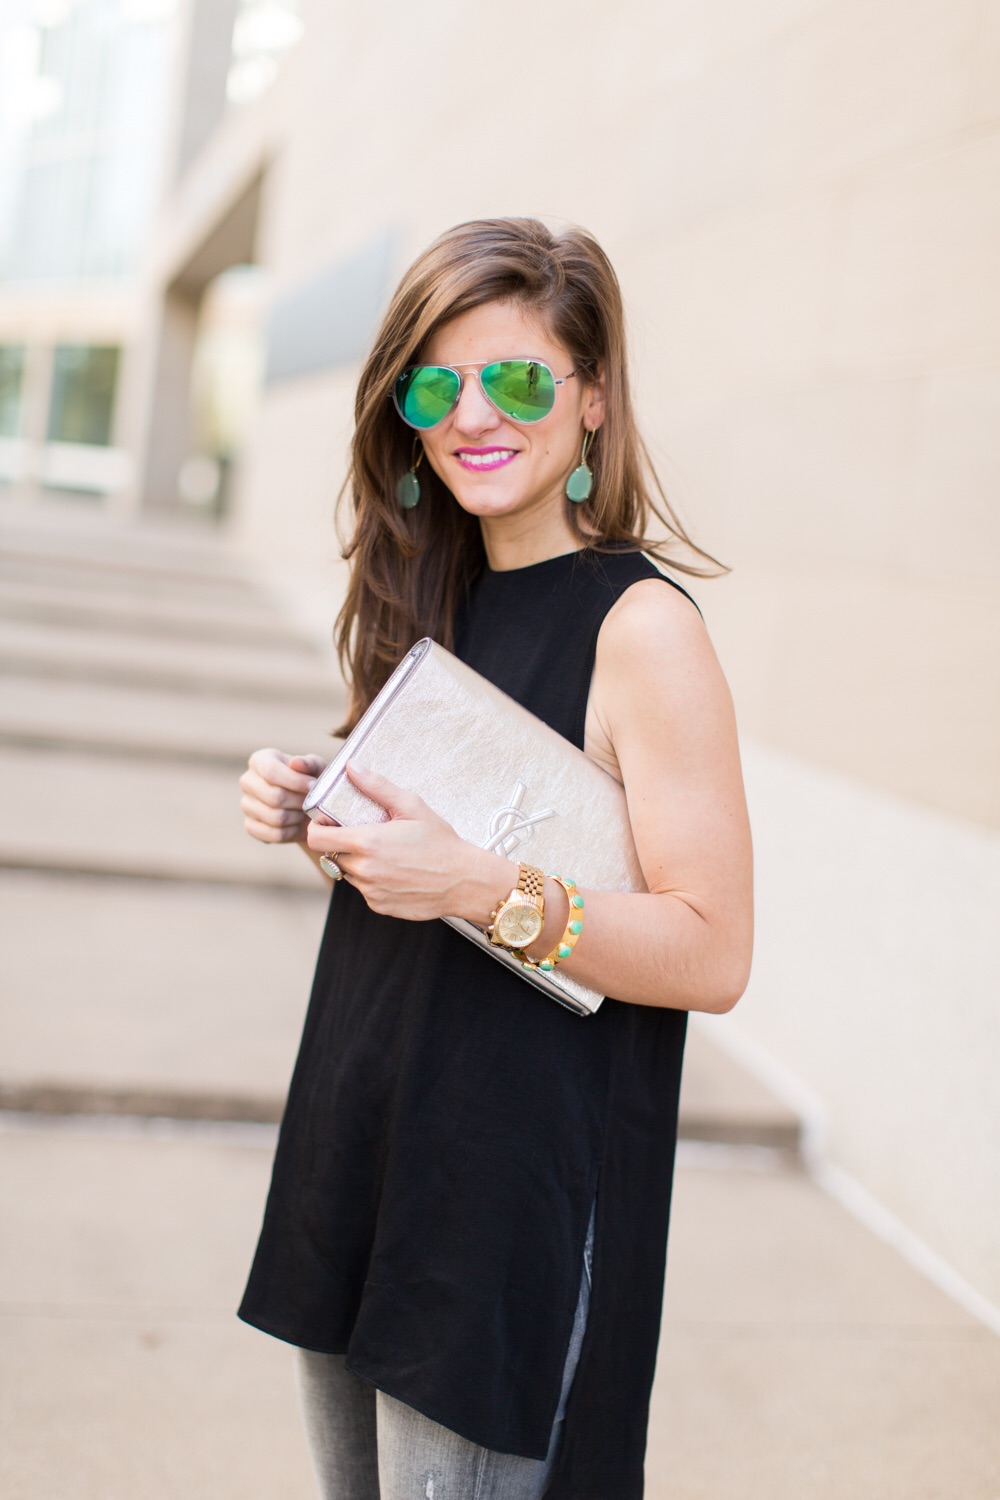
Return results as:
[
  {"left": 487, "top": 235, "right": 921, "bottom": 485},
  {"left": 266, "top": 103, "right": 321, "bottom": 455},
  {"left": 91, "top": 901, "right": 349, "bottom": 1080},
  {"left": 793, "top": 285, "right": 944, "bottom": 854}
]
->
[
  {"left": 5, "top": 1119, "right": 999, "bottom": 1500},
  {"left": 649, "top": 1156, "right": 1000, "bottom": 1499},
  {"left": 2, "top": 498, "right": 998, "bottom": 1498}
]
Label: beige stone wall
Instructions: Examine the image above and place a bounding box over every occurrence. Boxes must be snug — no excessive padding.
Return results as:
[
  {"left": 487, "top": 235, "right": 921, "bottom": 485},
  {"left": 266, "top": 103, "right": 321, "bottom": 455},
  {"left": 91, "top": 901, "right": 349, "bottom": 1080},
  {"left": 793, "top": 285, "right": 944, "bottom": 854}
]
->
[{"left": 229, "top": 0, "right": 1000, "bottom": 1306}]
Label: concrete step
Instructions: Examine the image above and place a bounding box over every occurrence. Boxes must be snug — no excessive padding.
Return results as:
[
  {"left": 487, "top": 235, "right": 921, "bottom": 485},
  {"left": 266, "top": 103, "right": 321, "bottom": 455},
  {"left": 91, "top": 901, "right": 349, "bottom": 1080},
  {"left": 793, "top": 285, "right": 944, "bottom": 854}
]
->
[
  {"left": 0, "top": 618, "right": 340, "bottom": 703},
  {"left": 0, "top": 500, "right": 255, "bottom": 587},
  {"left": 0, "top": 870, "right": 326, "bottom": 1105},
  {"left": 0, "top": 1032, "right": 802, "bottom": 1151},
  {"left": 0, "top": 869, "right": 799, "bottom": 1152},
  {"left": 0, "top": 575, "right": 328, "bottom": 653},
  {"left": 677, "top": 1022, "right": 802, "bottom": 1152},
  {"left": 0, "top": 743, "right": 325, "bottom": 889},
  {"left": 0, "top": 673, "right": 344, "bottom": 769},
  {"left": 0, "top": 548, "right": 268, "bottom": 610}
]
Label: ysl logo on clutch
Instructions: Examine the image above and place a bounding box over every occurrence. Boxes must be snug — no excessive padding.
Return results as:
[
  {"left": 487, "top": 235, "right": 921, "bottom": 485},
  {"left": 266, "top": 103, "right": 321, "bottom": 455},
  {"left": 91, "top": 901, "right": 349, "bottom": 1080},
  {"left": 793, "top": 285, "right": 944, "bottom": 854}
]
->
[{"left": 484, "top": 779, "right": 557, "bottom": 855}]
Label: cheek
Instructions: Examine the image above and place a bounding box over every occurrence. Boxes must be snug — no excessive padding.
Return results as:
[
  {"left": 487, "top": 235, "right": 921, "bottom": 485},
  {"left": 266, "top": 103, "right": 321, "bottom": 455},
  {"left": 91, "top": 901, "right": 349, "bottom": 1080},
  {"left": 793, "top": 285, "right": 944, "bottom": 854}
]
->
[
  {"left": 418, "top": 434, "right": 448, "bottom": 476},
  {"left": 539, "top": 432, "right": 573, "bottom": 468}
]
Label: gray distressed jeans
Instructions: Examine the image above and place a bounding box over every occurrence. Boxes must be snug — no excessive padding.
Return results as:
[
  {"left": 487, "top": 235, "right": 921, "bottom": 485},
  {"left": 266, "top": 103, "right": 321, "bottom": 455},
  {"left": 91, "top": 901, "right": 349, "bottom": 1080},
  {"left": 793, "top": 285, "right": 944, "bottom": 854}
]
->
[{"left": 296, "top": 1205, "right": 594, "bottom": 1500}]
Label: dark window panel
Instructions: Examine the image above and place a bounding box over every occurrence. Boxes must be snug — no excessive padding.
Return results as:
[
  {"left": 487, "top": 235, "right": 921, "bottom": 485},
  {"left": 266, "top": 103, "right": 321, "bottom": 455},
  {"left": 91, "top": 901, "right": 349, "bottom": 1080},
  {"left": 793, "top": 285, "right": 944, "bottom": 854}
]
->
[
  {"left": 47, "top": 344, "right": 120, "bottom": 446},
  {"left": 0, "top": 346, "right": 25, "bottom": 438}
]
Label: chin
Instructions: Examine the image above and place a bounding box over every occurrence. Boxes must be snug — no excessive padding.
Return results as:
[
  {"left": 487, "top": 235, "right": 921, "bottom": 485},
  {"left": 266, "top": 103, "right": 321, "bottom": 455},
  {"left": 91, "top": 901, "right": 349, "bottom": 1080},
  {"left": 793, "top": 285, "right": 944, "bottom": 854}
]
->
[{"left": 451, "top": 484, "right": 527, "bottom": 519}]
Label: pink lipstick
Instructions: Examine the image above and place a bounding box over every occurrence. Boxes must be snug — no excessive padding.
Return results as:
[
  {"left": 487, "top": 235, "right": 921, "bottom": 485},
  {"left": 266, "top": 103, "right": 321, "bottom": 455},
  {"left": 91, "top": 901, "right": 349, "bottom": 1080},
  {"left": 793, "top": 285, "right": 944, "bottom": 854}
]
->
[{"left": 454, "top": 446, "right": 518, "bottom": 472}]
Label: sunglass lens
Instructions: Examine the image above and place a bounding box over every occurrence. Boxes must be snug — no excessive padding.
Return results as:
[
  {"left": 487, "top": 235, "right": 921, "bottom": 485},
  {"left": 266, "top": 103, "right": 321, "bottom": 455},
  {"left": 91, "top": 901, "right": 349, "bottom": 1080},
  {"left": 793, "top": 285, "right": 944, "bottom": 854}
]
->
[
  {"left": 395, "top": 366, "right": 460, "bottom": 429},
  {"left": 480, "top": 360, "right": 555, "bottom": 423}
]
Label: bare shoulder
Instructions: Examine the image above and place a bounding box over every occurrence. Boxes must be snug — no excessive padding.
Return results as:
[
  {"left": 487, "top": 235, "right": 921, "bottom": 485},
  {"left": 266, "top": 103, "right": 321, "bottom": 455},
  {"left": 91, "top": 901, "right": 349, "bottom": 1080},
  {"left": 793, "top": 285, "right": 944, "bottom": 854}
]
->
[
  {"left": 600, "top": 574, "right": 706, "bottom": 652},
  {"left": 596, "top": 576, "right": 723, "bottom": 702}
]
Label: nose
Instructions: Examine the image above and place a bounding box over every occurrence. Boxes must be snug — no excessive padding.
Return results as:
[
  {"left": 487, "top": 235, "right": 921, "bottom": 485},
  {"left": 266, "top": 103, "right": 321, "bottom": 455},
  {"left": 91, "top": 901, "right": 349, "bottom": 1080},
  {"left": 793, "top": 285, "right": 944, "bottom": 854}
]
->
[{"left": 451, "top": 372, "right": 501, "bottom": 437}]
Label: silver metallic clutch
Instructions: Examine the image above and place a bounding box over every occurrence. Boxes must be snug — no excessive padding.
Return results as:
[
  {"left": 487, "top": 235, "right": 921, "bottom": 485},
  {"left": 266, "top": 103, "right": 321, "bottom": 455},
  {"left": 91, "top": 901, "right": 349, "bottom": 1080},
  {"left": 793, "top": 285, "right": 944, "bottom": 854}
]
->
[{"left": 303, "top": 639, "right": 646, "bottom": 1015}]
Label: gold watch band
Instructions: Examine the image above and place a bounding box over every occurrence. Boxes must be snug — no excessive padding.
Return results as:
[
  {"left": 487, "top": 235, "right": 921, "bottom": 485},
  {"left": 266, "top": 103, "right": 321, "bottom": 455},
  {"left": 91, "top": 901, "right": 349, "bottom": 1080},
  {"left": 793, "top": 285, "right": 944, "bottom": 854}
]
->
[{"left": 487, "top": 862, "right": 546, "bottom": 949}]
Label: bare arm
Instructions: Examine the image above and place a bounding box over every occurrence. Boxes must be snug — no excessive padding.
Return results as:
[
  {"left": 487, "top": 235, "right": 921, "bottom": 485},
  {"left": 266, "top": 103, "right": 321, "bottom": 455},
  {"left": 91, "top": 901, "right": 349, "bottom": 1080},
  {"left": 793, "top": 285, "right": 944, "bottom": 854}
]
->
[{"left": 525, "top": 580, "right": 753, "bottom": 1010}]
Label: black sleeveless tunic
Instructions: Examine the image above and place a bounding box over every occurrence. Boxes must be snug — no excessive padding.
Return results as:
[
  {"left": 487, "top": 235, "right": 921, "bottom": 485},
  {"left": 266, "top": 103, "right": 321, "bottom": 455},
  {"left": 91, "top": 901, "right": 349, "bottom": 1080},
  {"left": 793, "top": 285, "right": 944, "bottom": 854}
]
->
[{"left": 239, "top": 548, "right": 694, "bottom": 1499}]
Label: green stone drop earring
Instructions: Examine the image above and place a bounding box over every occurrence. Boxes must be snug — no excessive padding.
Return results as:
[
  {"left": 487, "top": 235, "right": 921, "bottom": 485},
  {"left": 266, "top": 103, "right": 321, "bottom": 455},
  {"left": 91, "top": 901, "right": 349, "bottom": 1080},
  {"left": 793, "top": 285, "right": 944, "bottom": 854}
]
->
[
  {"left": 396, "top": 439, "right": 423, "bottom": 509},
  {"left": 565, "top": 429, "right": 595, "bottom": 504}
]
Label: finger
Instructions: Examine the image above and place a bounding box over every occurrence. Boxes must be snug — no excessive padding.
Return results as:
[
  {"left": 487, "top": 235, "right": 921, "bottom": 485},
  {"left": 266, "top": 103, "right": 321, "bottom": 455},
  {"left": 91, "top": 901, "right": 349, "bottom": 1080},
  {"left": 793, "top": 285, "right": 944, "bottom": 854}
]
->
[
  {"left": 244, "top": 815, "right": 297, "bottom": 844},
  {"left": 345, "top": 762, "right": 424, "bottom": 819},
  {"left": 289, "top": 754, "right": 327, "bottom": 778},
  {"left": 240, "top": 794, "right": 303, "bottom": 829},
  {"left": 247, "top": 748, "right": 318, "bottom": 795},
  {"left": 305, "top": 819, "right": 381, "bottom": 858},
  {"left": 303, "top": 824, "right": 359, "bottom": 879},
  {"left": 240, "top": 767, "right": 308, "bottom": 811},
  {"left": 306, "top": 820, "right": 358, "bottom": 857}
]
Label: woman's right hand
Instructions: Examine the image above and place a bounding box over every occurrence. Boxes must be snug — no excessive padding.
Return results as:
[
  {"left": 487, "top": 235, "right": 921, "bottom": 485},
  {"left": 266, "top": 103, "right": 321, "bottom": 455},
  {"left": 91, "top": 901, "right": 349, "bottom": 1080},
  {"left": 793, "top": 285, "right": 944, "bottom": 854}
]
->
[{"left": 240, "top": 749, "right": 327, "bottom": 845}]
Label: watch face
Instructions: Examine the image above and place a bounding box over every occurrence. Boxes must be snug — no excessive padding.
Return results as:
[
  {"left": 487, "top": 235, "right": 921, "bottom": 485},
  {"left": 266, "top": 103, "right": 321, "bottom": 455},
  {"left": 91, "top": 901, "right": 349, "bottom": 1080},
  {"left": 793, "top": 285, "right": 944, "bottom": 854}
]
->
[{"left": 496, "top": 903, "right": 544, "bottom": 949}]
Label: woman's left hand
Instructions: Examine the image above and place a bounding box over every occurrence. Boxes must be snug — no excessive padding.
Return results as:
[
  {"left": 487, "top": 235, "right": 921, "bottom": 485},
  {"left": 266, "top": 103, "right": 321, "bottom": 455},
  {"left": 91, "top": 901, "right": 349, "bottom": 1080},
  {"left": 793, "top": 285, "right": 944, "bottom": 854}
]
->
[{"left": 306, "top": 762, "right": 497, "bottom": 921}]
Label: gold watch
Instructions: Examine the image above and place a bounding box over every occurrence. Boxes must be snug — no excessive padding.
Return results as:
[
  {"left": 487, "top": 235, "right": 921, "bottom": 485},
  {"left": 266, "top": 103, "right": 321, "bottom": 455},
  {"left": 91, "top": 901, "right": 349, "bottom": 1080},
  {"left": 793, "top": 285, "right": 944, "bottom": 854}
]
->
[{"left": 488, "top": 863, "right": 545, "bottom": 953}]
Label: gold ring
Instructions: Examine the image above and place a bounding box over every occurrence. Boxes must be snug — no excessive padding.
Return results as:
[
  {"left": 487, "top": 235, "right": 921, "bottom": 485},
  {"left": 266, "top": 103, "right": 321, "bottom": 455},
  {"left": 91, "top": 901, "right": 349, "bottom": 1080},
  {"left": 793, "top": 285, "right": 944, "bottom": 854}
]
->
[{"left": 319, "top": 853, "right": 343, "bottom": 880}]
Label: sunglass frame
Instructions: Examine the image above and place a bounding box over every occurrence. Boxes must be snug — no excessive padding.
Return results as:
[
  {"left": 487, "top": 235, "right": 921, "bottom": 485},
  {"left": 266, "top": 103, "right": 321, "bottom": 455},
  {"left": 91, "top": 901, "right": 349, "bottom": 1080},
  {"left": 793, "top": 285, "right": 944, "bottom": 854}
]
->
[{"left": 392, "top": 358, "right": 577, "bottom": 430}]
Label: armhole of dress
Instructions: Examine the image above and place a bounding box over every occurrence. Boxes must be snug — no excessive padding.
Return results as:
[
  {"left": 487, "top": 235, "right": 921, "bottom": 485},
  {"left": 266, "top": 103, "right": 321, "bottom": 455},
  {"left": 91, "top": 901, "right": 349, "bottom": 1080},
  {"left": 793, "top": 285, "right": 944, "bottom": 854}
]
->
[
  {"left": 571, "top": 569, "right": 703, "bottom": 747},
  {"left": 639, "top": 553, "right": 704, "bottom": 618}
]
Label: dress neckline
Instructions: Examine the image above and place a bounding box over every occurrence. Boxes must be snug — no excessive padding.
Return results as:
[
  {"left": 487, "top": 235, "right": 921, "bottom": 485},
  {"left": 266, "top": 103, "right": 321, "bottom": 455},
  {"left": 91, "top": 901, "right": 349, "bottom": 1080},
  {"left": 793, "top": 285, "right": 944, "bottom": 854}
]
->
[{"left": 483, "top": 547, "right": 590, "bottom": 579}]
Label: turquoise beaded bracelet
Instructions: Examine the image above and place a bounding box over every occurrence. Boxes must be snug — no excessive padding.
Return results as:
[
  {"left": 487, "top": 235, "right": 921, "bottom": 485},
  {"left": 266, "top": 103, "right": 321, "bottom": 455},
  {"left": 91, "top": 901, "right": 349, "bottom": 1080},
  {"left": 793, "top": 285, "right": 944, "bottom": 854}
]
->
[{"left": 520, "top": 874, "right": 585, "bottom": 973}]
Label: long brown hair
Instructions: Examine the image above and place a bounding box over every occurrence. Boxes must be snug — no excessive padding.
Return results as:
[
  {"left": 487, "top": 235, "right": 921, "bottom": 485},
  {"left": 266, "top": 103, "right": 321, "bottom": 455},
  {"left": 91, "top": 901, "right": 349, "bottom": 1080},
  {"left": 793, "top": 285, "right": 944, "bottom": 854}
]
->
[{"left": 335, "top": 217, "right": 724, "bottom": 733}]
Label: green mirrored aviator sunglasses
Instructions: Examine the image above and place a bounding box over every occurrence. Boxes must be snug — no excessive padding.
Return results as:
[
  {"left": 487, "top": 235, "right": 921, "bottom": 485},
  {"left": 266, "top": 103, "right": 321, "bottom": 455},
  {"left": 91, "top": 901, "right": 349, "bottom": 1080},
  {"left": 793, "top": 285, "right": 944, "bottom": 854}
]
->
[{"left": 393, "top": 359, "right": 576, "bottom": 430}]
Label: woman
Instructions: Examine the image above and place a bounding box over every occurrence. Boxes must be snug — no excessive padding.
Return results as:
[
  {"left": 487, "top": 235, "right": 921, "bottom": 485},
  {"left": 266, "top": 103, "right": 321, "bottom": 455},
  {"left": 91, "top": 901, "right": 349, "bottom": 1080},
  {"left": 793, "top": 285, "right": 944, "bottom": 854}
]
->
[{"left": 238, "top": 217, "right": 753, "bottom": 1500}]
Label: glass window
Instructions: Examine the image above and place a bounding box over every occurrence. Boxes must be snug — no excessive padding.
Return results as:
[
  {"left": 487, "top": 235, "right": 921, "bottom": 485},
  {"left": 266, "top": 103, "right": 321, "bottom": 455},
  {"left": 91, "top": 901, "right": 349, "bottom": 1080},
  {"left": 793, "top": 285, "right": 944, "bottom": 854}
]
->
[
  {"left": 0, "top": 4, "right": 175, "bottom": 283},
  {"left": 228, "top": 0, "right": 304, "bottom": 106},
  {"left": 47, "top": 345, "right": 120, "bottom": 445},
  {"left": 0, "top": 346, "right": 25, "bottom": 437}
]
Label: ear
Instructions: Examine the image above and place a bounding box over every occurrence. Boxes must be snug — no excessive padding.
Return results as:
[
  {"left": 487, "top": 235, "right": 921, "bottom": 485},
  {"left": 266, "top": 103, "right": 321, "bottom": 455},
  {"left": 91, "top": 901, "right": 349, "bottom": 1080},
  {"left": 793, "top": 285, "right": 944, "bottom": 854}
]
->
[{"left": 583, "top": 361, "right": 606, "bottom": 433}]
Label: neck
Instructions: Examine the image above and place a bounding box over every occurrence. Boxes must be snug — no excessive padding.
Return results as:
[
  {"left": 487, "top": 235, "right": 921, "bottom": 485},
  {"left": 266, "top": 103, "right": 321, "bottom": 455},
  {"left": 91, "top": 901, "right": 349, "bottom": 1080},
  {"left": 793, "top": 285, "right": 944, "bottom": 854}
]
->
[{"left": 479, "top": 503, "right": 584, "bottom": 573}]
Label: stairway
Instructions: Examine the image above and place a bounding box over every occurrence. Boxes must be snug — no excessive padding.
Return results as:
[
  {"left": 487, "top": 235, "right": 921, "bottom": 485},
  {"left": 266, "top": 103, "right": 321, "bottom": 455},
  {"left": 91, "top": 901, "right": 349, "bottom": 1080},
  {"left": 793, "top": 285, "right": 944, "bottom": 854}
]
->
[
  {"left": 0, "top": 501, "right": 338, "bottom": 1121},
  {"left": 0, "top": 497, "right": 800, "bottom": 1149}
]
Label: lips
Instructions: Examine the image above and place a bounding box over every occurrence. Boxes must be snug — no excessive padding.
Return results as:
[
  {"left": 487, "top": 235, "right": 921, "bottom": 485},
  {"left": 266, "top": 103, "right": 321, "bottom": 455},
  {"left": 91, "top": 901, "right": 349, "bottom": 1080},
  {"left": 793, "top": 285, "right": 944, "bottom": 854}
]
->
[{"left": 454, "top": 446, "right": 518, "bottom": 472}]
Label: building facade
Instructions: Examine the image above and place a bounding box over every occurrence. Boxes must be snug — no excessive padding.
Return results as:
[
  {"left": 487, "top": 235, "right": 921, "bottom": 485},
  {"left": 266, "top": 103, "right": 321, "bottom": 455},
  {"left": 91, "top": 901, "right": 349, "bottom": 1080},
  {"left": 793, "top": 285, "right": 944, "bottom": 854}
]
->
[{"left": 0, "top": 0, "right": 298, "bottom": 509}]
